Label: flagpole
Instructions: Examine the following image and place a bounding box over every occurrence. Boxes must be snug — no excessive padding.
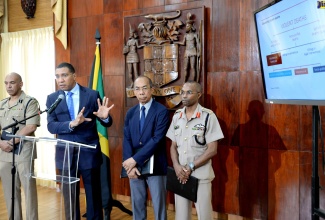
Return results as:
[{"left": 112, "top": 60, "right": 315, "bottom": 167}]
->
[{"left": 84, "top": 29, "right": 132, "bottom": 220}]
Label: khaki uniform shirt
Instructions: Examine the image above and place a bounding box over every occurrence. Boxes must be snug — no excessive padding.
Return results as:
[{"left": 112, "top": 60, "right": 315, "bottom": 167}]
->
[
  {"left": 0, "top": 91, "right": 40, "bottom": 162},
  {"left": 166, "top": 104, "right": 224, "bottom": 180}
]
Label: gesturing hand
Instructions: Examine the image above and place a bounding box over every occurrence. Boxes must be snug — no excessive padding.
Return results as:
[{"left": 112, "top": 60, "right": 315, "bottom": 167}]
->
[
  {"left": 93, "top": 96, "right": 114, "bottom": 119},
  {"left": 70, "top": 107, "right": 92, "bottom": 128}
]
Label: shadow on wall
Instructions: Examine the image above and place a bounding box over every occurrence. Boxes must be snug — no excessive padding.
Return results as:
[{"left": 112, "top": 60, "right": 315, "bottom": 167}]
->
[
  {"left": 231, "top": 100, "right": 287, "bottom": 219},
  {"left": 207, "top": 94, "right": 230, "bottom": 214}
]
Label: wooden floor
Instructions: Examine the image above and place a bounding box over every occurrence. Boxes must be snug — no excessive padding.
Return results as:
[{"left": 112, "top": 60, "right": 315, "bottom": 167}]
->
[{"left": 0, "top": 181, "right": 200, "bottom": 220}]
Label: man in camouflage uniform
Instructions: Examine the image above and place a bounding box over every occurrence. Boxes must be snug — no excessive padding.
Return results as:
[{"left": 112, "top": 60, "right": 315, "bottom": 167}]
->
[
  {"left": 166, "top": 80, "right": 224, "bottom": 220},
  {"left": 0, "top": 72, "right": 40, "bottom": 220}
]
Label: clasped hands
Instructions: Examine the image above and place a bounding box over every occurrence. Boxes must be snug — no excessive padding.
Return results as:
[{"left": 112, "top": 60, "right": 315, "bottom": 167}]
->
[
  {"left": 175, "top": 164, "right": 191, "bottom": 184},
  {"left": 0, "top": 139, "right": 15, "bottom": 153},
  {"left": 70, "top": 96, "right": 114, "bottom": 128},
  {"left": 122, "top": 157, "right": 140, "bottom": 179}
]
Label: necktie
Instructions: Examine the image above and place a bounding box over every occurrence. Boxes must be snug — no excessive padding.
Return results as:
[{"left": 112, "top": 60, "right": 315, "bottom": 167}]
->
[
  {"left": 140, "top": 106, "right": 146, "bottom": 132},
  {"left": 67, "top": 91, "right": 75, "bottom": 120}
]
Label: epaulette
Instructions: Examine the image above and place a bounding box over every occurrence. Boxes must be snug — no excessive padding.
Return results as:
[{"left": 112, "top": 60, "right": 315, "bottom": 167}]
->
[
  {"left": 202, "top": 107, "right": 214, "bottom": 114},
  {"left": 174, "top": 109, "right": 182, "bottom": 114},
  {"left": 174, "top": 109, "right": 182, "bottom": 118},
  {"left": 0, "top": 97, "right": 9, "bottom": 105},
  {"left": 20, "top": 96, "right": 37, "bottom": 125},
  {"left": 0, "top": 97, "right": 9, "bottom": 102},
  {"left": 18, "top": 96, "right": 34, "bottom": 104}
]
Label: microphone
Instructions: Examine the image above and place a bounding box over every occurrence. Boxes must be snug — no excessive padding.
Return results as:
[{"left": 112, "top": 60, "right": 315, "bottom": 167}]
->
[{"left": 47, "top": 94, "right": 64, "bottom": 114}]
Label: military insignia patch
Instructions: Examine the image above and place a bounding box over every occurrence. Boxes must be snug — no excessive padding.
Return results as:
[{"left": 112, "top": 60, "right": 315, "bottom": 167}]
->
[{"left": 193, "top": 123, "right": 205, "bottom": 131}]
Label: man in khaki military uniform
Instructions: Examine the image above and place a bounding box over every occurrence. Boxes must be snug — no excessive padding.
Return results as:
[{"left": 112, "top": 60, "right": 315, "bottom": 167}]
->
[
  {"left": 166, "top": 81, "right": 224, "bottom": 220},
  {"left": 0, "top": 72, "right": 40, "bottom": 220}
]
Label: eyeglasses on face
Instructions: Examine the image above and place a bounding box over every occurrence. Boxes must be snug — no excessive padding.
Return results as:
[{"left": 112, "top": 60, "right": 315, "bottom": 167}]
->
[
  {"left": 55, "top": 73, "right": 72, "bottom": 79},
  {"left": 134, "top": 86, "right": 150, "bottom": 92},
  {"left": 180, "top": 90, "right": 199, "bottom": 95}
]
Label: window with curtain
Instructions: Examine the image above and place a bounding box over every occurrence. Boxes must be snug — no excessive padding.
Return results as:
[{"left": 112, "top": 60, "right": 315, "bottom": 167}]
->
[{"left": 0, "top": 26, "right": 56, "bottom": 188}]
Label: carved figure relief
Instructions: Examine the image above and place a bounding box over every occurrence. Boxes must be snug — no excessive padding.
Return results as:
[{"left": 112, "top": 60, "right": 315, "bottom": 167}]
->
[
  {"left": 175, "top": 13, "right": 201, "bottom": 82},
  {"left": 124, "top": 8, "right": 205, "bottom": 109},
  {"left": 123, "top": 24, "right": 144, "bottom": 88}
]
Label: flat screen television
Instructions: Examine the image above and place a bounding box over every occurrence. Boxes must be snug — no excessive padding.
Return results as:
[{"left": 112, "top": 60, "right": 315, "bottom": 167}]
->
[{"left": 254, "top": 0, "right": 325, "bottom": 105}]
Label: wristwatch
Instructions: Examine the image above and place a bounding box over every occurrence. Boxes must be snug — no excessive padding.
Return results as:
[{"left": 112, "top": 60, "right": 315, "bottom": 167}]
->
[{"left": 188, "top": 162, "right": 195, "bottom": 171}]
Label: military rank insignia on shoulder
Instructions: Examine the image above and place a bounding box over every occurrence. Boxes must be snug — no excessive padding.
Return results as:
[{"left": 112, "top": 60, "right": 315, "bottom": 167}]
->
[
  {"left": 202, "top": 107, "right": 214, "bottom": 115},
  {"left": 0, "top": 97, "right": 9, "bottom": 102},
  {"left": 0, "top": 97, "right": 9, "bottom": 106},
  {"left": 174, "top": 109, "right": 182, "bottom": 114},
  {"left": 25, "top": 96, "right": 35, "bottom": 102},
  {"left": 174, "top": 109, "right": 183, "bottom": 118}
]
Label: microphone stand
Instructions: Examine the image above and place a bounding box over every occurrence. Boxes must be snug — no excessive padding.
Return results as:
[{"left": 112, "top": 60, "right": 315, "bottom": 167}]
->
[{"left": 2, "top": 108, "right": 49, "bottom": 219}]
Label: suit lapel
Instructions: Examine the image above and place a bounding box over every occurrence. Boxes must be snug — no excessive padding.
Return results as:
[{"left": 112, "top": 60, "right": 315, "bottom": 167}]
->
[
  {"left": 139, "top": 100, "right": 157, "bottom": 135},
  {"left": 132, "top": 100, "right": 157, "bottom": 136},
  {"left": 78, "top": 85, "right": 90, "bottom": 113},
  {"left": 57, "top": 90, "right": 69, "bottom": 113},
  {"left": 131, "top": 105, "right": 141, "bottom": 136},
  {"left": 144, "top": 101, "right": 156, "bottom": 129}
]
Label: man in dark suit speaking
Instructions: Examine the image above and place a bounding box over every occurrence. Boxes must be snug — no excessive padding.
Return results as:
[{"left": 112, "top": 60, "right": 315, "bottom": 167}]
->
[
  {"left": 46, "top": 62, "right": 114, "bottom": 220},
  {"left": 122, "top": 76, "right": 169, "bottom": 220}
]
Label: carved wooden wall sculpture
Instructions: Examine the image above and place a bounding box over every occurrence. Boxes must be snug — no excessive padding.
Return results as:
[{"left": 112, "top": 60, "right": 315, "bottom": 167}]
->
[{"left": 124, "top": 7, "right": 205, "bottom": 109}]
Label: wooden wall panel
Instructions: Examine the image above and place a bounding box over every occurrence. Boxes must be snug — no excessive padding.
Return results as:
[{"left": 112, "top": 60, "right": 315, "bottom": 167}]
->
[
  {"left": 203, "top": 0, "right": 212, "bottom": 74},
  {"left": 85, "top": 15, "right": 105, "bottom": 77},
  {"left": 102, "top": 13, "right": 124, "bottom": 77},
  {"left": 54, "top": 36, "right": 71, "bottom": 65},
  {"left": 69, "top": 18, "right": 89, "bottom": 79},
  {"left": 299, "top": 106, "right": 313, "bottom": 151},
  {"left": 104, "top": 0, "right": 122, "bottom": 14},
  {"left": 68, "top": 0, "right": 103, "bottom": 18},
  {"left": 208, "top": 71, "right": 240, "bottom": 145},
  {"left": 166, "top": 0, "right": 187, "bottom": 5},
  {"left": 299, "top": 106, "right": 325, "bottom": 152},
  {"left": 318, "top": 153, "right": 325, "bottom": 212},
  {"left": 268, "top": 104, "right": 299, "bottom": 151},
  {"left": 109, "top": 129, "right": 129, "bottom": 196},
  {"left": 238, "top": 71, "right": 265, "bottom": 124},
  {"left": 8, "top": 0, "right": 52, "bottom": 32},
  {"left": 208, "top": 72, "right": 239, "bottom": 213},
  {"left": 238, "top": 0, "right": 269, "bottom": 71},
  {"left": 164, "top": 1, "right": 205, "bottom": 12},
  {"left": 212, "top": 146, "right": 239, "bottom": 214},
  {"left": 103, "top": 75, "right": 125, "bottom": 138},
  {"left": 211, "top": 0, "right": 240, "bottom": 72},
  {"left": 140, "top": 0, "right": 165, "bottom": 8},
  {"left": 269, "top": 150, "right": 299, "bottom": 220},
  {"left": 123, "top": 0, "right": 139, "bottom": 11},
  {"left": 299, "top": 151, "right": 312, "bottom": 220}
]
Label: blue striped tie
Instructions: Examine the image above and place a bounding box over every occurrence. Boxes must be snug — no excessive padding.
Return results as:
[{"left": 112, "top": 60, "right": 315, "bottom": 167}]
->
[
  {"left": 67, "top": 92, "right": 75, "bottom": 120},
  {"left": 140, "top": 106, "right": 146, "bottom": 132}
]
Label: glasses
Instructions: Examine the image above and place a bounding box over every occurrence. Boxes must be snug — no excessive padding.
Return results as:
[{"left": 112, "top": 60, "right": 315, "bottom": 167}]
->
[
  {"left": 55, "top": 73, "right": 72, "bottom": 79},
  {"left": 180, "top": 90, "right": 199, "bottom": 95},
  {"left": 134, "top": 86, "right": 150, "bottom": 92}
]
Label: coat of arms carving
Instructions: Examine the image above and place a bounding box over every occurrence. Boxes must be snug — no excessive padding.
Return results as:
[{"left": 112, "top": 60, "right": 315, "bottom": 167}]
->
[{"left": 124, "top": 8, "right": 205, "bottom": 109}]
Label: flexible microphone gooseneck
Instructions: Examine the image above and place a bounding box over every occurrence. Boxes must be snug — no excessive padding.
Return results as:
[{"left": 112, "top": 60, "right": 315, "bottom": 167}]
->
[{"left": 47, "top": 94, "right": 65, "bottom": 114}]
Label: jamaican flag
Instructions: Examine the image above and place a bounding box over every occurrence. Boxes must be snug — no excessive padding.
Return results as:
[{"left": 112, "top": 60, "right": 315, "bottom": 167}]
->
[{"left": 88, "top": 41, "right": 112, "bottom": 212}]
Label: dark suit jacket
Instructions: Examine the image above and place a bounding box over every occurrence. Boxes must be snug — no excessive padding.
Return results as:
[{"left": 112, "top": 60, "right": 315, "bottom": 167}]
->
[
  {"left": 46, "top": 84, "right": 112, "bottom": 170},
  {"left": 123, "top": 99, "right": 169, "bottom": 175}
]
